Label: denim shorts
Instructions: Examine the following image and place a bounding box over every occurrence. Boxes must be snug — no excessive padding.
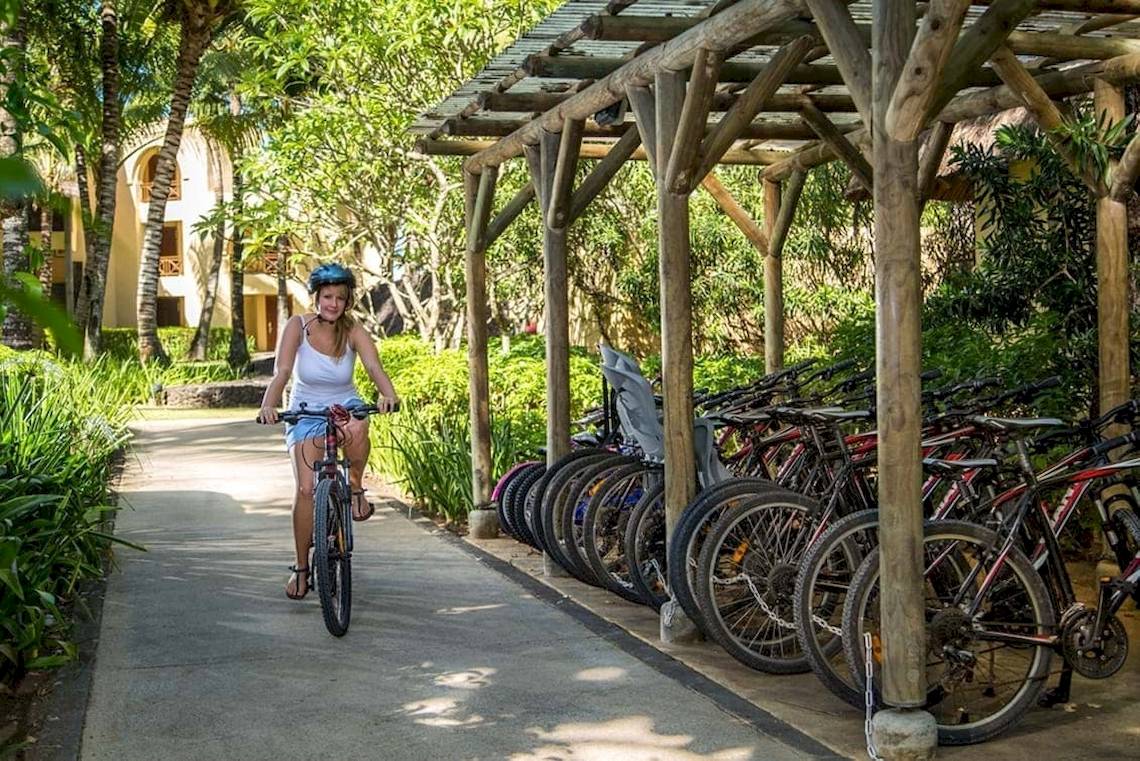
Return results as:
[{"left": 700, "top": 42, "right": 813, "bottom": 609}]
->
[{"left": 284, "top": 397, "right": 364, "bottom": 451}]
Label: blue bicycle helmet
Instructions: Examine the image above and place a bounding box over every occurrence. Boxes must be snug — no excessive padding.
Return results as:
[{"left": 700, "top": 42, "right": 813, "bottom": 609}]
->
[{"left": 307, "top": 262, "right": 356, "bottom": 293}]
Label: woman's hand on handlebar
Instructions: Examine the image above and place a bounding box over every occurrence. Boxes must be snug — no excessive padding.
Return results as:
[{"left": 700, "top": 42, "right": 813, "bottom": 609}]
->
[
  {"left": 375, "top": 395, "right": 401, "bottom": 413},
  {"left": 257, "top": 406, "right": 279, "bottom": 425}
]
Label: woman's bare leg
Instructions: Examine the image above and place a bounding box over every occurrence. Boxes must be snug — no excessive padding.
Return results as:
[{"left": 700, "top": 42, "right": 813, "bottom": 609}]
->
[
  {"left": 287, "top": 437, "right": 322, "bottom": 595},
  {"left": 343, "top": 417, "right": 371, "bottom": 519}
]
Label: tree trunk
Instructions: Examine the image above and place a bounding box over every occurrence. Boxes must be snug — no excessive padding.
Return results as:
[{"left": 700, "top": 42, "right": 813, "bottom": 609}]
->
[
  {"left": 228, "top": 149, "right": 250, "bottom": 369},
  {"left": 136, "top": 23, "right": 211, "bottom": 364},
  {"left": 37, "top": 206, "right": 52, "bottom": 294},
  {"left": 276, "top": 235, "right": 289, "bottom": 330},
  {"left": 72, "top": 147, "right": 96, "bottom": 328},
  {"left": 80, "top": 0, "right": 123, "bottom": 359},
  {"left": 188, "top": 142, "right": 226, "bottom": 361},
  {"left": 0, "top": 10, "right": 34, "bottom": 350}
]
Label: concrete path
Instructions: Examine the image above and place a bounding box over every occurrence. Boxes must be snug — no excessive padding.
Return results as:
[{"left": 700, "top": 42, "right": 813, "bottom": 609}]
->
[{"left": 80, "top": 415, "right": 841, "bottom": 761}]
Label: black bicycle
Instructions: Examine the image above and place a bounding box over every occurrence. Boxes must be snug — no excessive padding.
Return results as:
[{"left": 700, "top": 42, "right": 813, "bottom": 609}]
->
[{"left": 277, "top": 402, "right": 391, "bottom": 636}]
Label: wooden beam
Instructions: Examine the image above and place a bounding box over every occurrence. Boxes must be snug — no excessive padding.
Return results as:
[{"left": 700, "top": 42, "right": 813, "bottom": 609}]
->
[
  {"left": 483, "top": 88, "right": 859, "bottom": 115},
  {"left": 464, "top": 166, "right": 498, "bottom": 515},
  {"left": 626, "top": 84, "right": 659, "bottom": 174},
  {"left": 799, "top": 98, "right": 873, "bottom": 190},
  {"left": 1110, "top": 130, "right": 1140, "bottom": 200},
  {"left": 762, "top": 179, "right": 783, "bottom": 374},
  {"left": 546, "top": 118, "right": 585, "bottom": 229},
  {"left": 1004, "top": 29, "right": 1140, "bottom": 59},
  {"left": 467, "top": 0, "right": 804, "bottom": 172},
  {"left": 932, "top": 0, "right": 1038, "bottom": 121},
  {"left": 694, "top": 35, "right": 815, "bottom": 184},
  {"left": 768, "top": 169, "right": 804, "bottom": 262},
  {"left": 586, "top": 13, "right": 819, "bottom": 45},
  {"left": 666, "top": 48, "right": 723, "bottom": 194},
  {"left": 873, "top": 0, "right": 929, "bottom": 716},
  {"left": 526, "top": 56, "right": 1004, "bottom": 89},
  {"left": 1095, "top": 79, "right": 1132, "bottom": 423},
  {"left": 484, "top": 182, "right": 536, "bottom": 249},
  {"left": 524, "top": 144, "right": 544, "bottom": 209},
  {"left": 569, "top": 125, "right": 642, "bottom": 223},
  {"left": 886, "top": 0, "right": 971, "bottom": 142},
  {"left": 447, "top": 113, "right": 852, "bottom": 142},
  {"left": 699, "top": 172, "right": 768, "bottom": 253},
  {"left": 654, "top": 67, "right": 697, "bottom": 539},
  {"left": 918, "top": 120, "right": 954, "bottom": 207},
  {"left": 416, "top": 137, "right": 790, "bottom": 165},
  {"left": 803, "top": 0, "right": 872, "bottom": 127},
  {"left": 939, "top": 53, "right": 1140, "bottom": 122},
  {"left": 990, "top": 46, "right": 1108, "bottom": 196}
]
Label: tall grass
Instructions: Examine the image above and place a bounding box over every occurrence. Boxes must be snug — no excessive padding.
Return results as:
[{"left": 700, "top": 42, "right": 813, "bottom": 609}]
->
[
  {"left": 0, "top": 349, "right": 135, "bottom": 685},
  {"left": 370, "top": 406, "right": 528, "bottom": 525}
]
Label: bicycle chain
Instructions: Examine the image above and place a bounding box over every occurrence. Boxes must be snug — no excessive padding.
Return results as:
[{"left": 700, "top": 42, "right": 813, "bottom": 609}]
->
[
  {"left": 712, "top": 573, "right": 797, "bottom": 631},
  {"left": 812, "top": 613, "right": 844, "bottom": 637}
]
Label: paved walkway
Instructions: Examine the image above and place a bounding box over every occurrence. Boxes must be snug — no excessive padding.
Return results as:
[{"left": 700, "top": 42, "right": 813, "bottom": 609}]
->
[{"left": 80, "top": 415, "right": 840, "bottom": 761}]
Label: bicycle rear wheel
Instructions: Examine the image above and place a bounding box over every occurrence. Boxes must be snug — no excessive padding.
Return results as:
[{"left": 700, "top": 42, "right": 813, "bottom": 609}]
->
[
  {"left": 625, "top": 483, "right": 668, "bottom": 610},
  {"left": 842, "top": 519, "right": 1055, "bottom": 745},
  {"left": 314, "top": 476, "right": 352, "bottom": 637}
]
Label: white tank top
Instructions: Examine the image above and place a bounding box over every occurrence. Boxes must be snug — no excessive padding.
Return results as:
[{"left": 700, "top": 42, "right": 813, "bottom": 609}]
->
[{"left": 288, "top": 318, "right": 358, "bottom": 410}]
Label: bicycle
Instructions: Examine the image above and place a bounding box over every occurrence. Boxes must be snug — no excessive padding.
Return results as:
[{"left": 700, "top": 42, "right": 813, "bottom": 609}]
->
[{"left": 275, "top": 402, "right": 393, "bottom": 636}]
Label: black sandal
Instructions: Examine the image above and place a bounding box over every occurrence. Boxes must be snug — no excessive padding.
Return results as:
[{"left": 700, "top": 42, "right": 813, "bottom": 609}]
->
[
  {"left": 351, "top": 488, "right": 375, "bottom": 522},
  {"left": 286, "top": 565, "right": 311, "bottom": 600}
]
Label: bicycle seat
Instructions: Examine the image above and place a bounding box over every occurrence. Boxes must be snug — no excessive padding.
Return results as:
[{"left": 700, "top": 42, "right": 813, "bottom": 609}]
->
[
  {"left": 971, "top": 416, "right": 1066, "bottom": 432},
  {"left": 922, "top": 457, "right": 999, "bottom": 475}
]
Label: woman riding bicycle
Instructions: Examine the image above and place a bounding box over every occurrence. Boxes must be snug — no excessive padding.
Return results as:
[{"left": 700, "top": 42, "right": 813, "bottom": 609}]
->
[{"left": 256, "top": 262, "right": 399, "bottom": 600}]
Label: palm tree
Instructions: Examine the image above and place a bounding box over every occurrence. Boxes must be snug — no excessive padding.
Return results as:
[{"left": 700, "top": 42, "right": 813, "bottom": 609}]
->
[
  {"left": 135, "top": 0, "right": 239, "bottom": 364},
  {"left": 0, "top": 8, "right": 35, "bottom": 350},
  {"left": 187, "top": 30, "right": 258, "bottom": 361}
]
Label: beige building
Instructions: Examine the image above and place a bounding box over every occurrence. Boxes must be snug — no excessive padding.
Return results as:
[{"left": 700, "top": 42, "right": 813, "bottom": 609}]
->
[{"left": 50, "top": 125, "right": 308, "bottom": 352}]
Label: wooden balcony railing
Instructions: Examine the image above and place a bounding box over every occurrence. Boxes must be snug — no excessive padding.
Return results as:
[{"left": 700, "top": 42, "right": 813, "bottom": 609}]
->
[
  {"left": 244, "top": 251, "right": 287, "bottom": 276},
  {"left": 158, "top": 256, "right": 183, "bottom": 276}
]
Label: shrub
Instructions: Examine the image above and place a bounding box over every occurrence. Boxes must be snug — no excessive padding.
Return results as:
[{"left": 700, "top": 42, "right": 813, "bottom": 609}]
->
[
  {"left": 101, "top": 327, "right": 254, "bottom": 363},
  {"left": 363, "top": 335, "right": 602, "bottom": 521},
  {"left": 0, "top": 352, "right": 135, "bottom": 685}
]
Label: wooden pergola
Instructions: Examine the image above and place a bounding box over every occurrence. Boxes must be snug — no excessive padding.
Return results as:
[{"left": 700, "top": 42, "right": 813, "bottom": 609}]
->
[{"left": 414, "top": 1, "right": 1139, "bottom": 753}]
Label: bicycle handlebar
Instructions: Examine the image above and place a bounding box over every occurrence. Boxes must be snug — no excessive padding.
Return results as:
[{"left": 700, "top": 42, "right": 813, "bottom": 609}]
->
[{"left": 266, "top": 402, "right": 401, "bottom": 425}]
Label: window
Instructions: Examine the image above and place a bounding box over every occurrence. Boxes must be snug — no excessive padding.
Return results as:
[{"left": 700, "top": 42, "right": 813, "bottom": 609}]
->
[
  {"left": 140, "top": 152, "right": 181, "bottom": 202},
  {"left": 156, "top": 297, "right": 183, "bottom": 327},
  {"left": 158, "top": 222, "right": 182, "bottom": 276}
]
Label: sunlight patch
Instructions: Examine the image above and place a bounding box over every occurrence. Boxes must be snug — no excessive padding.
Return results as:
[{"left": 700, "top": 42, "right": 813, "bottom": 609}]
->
[
  {"left": 434, "top": 603, "right": 507, "bottom": 616},
  {"left": 574, "top": 667, "right": 627, "bottom": 682},
  {"left": 434, "top": 667, "right": 495, "bottom": 689}
]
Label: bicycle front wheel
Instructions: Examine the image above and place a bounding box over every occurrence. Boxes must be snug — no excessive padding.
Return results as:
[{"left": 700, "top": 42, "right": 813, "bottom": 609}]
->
[{"left": 314, "top": 477, "right": 352, "bottom": 637}]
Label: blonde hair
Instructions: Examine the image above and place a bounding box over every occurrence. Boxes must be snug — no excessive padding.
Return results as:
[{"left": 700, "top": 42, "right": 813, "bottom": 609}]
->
[{"left": 316, "top": 284, "right": 356, "bottom": 359}]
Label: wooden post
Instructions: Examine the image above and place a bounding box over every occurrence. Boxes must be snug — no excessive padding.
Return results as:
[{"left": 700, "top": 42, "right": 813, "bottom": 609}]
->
[
  {"left": 656, "top": 67, "right": 697, "bottom": 537},
  {"left": 762, "top": 179, "right": 783, "bottom": 374},
  {"left": 464, "top": 167, "right": 498, "bottom": 532},
  {"left": 1095, "top": 80, "right": 1131, "bottom": 422},
  {"left": 872, "top": 0, "right": 930, "bottom": 724},
  {"left": 535, "top": 129, "right": 573, "bottom": 466}
]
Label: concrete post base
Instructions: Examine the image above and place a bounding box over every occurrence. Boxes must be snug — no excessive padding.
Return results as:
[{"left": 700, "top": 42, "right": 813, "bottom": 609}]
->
[
  {"left": 543, "top": 552, "right": 570, "bottom": 577},
  {"left": 870, "top": 708, "right": 937, "bottom": 761},
  {"left": 467, "top": 509, "right": 499, "bottom": 539},
  {"left": 659, "top": 600, "right": 702, "bottom": 644}
]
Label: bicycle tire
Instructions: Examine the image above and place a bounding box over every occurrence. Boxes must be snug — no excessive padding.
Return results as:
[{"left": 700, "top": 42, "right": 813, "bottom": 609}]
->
[
  {"left": 694, "top": 488, "right": 820, "bottom": 673},
  {"left": 525, "top": 448, "right": 604, "bottom": 553},
  {"left": 1110, "top": 506, "right": 1140, "bottom": 606},
  {"left": 314, "top": 477, "right": 352, "bottom": 637},
  {"left": 842, "top": 519, "right": 1055, "bottom": 746},
  {"left": 500, "top": 462, "right": 544, "bottom": 541},
  {"left": 793, "top": 508, "right": 879, "bottom": 709},
  {"left": 559, "top": 454, "right": 637, "bottom": 585},
  {"left": 495, "top": 461, "right": 540, "bottom": 539},
  {"left": 508, "top": 464, "right": 547, "bottom": 547},
  {"left": 583, "top": 462, "right": 657, "bottom": 604},
  {"left": 624, "top": 482, "right": 668, "bottom": 610},
  {"left": 667, "top": 478, "right": 781, "bottom": 635},
  {"left": 540, "top": 451, "right": 614, "bottom": 577}
]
